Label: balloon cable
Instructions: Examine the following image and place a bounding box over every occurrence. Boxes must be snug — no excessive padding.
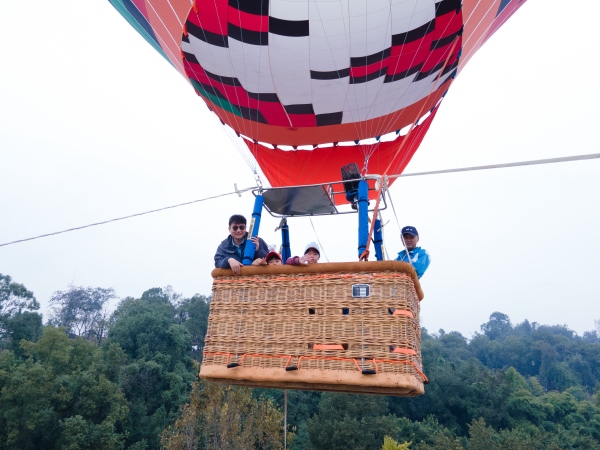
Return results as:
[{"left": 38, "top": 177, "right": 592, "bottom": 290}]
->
[
  {"left": 390, "top": 153, "right": 600, "bottom": 179},
  {"left": 3, "top": 153, "right": 595, "bottom": 249},
  {"left": 309, "top": 217, "right": 328, "bottom": 263},
  {"left": 364, "top": 37, "right": 460, "bottom": 259},
  {"left": 0, "top": 187, "right": 255, "bottom": 248}
]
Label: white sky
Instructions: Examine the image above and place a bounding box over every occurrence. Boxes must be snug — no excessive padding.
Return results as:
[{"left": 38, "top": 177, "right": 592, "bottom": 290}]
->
[{"left": 1, "top": 0, "right": 598, "bottom": 337}]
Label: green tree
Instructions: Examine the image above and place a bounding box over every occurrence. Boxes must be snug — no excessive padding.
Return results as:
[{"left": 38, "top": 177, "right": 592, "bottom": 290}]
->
[
  {"left": 106, "top": 290, "right": 195, "bottom": 448},
  {"left": 480, "top": 312, "right": 512, "bottom": 341},
  {"left": 0, "top": 274, "right": 41, "bottom": 350},
  {"left": 306, "top": 393, "right": 397, "bottom": 450},
  {"left": 0, "top": 327, "right": 128, "bottom": 449},
  {"left": 175, "top": 294, "right": 210, "bottom": 358},
  {"left": 394, "top": 416, "right": 463, "bottom": 450},
  {"left": 468, "top": 418, "right": 501, "bottom": 450}
]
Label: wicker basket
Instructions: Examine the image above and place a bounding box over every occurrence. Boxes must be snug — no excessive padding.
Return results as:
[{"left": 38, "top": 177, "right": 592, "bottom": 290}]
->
[{"left": 200, "top": 260, "right": 426, "bottom": 396}]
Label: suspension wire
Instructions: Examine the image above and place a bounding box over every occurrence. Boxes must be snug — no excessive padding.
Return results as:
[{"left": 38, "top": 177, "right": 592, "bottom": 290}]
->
[
  {"left": 3, "top": 153, "right": 594, "bottom": 249},
  {"left": 0, "top": 187, "right": 255, "bottom": 248},
  {"left": 308, "top": 217, "right": 328, "bottom": 263},
  {"left": 385, "top": 184, "right": 413, "bottom": 269},
  {"left": 390, "top": 153, "right": 600, "bottom": 179},
  {"left": 378, "top": 213, "right": 390, "bottom": 260}
]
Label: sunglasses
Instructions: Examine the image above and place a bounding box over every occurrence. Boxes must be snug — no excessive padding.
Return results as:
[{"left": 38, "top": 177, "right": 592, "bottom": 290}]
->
[{"left": 230, "top": 225, "right": 246, "bottom": 231}]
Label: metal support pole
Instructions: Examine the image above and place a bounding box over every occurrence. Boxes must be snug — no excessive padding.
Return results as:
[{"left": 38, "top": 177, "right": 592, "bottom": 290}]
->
[
  {"left": 284, "top": 389, "right": 288, "bottom": 449},
  {"left": 281, "top": 219, "right": 291, "bottom": 263},
  {"left": 373, "top": 217, "right": 383, "bottom": 260},
  {"left": 242, "top": 194, "right": 264, "bottom": 265},
  {"left": 357, "top": 180, "right": 369, "bottom": 258}
]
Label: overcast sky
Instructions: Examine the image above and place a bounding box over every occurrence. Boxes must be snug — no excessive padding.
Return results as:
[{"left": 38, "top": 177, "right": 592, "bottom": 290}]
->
[{"left": 1, "top": 0, "right": 598, "bottom": 338}]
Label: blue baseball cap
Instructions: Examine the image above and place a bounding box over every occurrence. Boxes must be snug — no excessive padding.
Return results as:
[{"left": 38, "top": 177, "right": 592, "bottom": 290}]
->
[{"left": 401, "top": 226, "right": 419, "bottom": 237}]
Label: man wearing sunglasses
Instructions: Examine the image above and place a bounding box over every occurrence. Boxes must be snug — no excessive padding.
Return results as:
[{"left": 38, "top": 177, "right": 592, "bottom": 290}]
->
[{"left": 214, "top": 214, "right": 269, "bottom": 275}]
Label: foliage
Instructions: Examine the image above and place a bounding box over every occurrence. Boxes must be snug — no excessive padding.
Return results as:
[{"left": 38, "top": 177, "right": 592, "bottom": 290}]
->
[
  {"left": 305, "top": 393, "right": 398, "bottom": 450},
  {"left": 160, "top": 377, "right": 284, "bottom": 449},
  {"left": 0, "top": 274, "right": 41, "bottom": 350},
  {"left": 2, "top": 274, "right": 599, "bottom": 449},
  {"left": 48, "top": 285, "right": 116, "bottom": 344},
  {"left": 106, "top": 287, "right": 196, "bottom": 449},
  {"left": 382, "top": 436, "right": 411, "bottom": 450},
  {"left": 0, "top": 327, "right": 128, "bottom": 449},
  {"left": 175, "top": 294, "right": 211, "bottom": 360}
]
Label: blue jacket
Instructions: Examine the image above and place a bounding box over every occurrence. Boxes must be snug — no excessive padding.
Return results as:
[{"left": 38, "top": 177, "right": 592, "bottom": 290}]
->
[
  {"left": 395, "top": 246, "right": 430, "bottom": 279},
  {"left": 214, "top": 233, "right": 269, "bottom": 269}
]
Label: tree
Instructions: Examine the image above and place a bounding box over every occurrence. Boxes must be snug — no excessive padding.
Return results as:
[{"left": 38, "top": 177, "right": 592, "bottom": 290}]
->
[
  {"left": 468, "top": 418, "right": 502, "bottom": 450},
  {"left": 0, "top": 274, "right": 40, "bottom": 348},
  {"left": 481, "top": 312, "right": 512, "bottom": 341},
  {"left": 381, "top": 436, "right": 411, "bottom": 450},
  {"left": 306, "top": 393, "right": 397, "bottom": 450},
  {"left": 160, "top": 378, "right": 284, "bottom": 450},
  {"left": 48, "top": 285, "right": 116, "bottom": 344},
  {"left": 106, "top": 294, "right": 195, "bottom": 448},
  {"left": 394, "top": 416, "right": 463, "bottom": 450},
  {"left": 2, "top": 311, "right": 43, "bottom": 354},
  {"left": 175, "top": 294, "right": 210, "bottom": 358},
  {"left": 0, "top": 327, "right": 129, "bottom": 449}
]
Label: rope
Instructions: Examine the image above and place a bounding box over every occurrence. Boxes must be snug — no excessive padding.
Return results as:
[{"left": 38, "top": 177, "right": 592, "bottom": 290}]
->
[
  {"left": 0, "top": 187, "right": 255, "bottom": 248},
  {"left": 4, "top": 153, "right": 594, "bottom": 249},
  {"left": 361, "top": 37, "right": 461, "bottom": 262},
  {"left": 386, "top": 184, "right": 413, "bottom": 269},
  {"left": 309, "top": 217, "right": 328, "bottom": 262},
  {"left": 382, "top": 36, "right": 459, "bottom": 177},
  {"left": 391, "top": 153, "right": 600, "bottom": 178}
]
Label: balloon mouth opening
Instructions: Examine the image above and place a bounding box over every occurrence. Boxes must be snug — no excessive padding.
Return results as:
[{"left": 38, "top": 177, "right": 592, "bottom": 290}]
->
[{"left": 231, "top": 108, "right": 436, "bottom": 151}]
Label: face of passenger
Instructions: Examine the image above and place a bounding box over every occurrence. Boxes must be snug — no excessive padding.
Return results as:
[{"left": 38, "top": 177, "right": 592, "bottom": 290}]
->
[
  {"left": 267, "top": 257, "right": 282, "bottom": 265},
  {"left": 229, "top": 222, "right": 247, "bottom": 243},
  {"left": 304, "top": 249, "right": 320, "bottom": 263},
  {"left": 403, "top": 233, "right": 419, "bottom": 251}
]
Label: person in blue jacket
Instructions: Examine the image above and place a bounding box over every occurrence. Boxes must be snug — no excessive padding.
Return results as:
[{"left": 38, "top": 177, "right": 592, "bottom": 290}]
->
[
  {"left": 214, "top": 214, "right": 269, "bottom": 275},
  {"left": 395, "top": 226, "right": 430, "bottom": 279}
]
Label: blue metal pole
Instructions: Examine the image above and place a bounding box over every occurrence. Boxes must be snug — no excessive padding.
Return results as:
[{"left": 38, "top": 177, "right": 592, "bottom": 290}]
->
[
  {"left": 242, "top": 194, "right": 264, "bottom": 265},
  {"left": 281, "top": 219, "right": 291, "bottom": 263},
  {"left": 373, "top": 217, "right": 383, "bottom": 260},
  {"left": 357, "top": 180, "right": 369, "bottom": 258}
]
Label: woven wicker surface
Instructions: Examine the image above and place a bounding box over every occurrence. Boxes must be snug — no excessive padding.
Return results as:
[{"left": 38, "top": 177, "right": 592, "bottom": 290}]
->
[{"left": 201, "top": 261, "right": 426, "bottom": 396}]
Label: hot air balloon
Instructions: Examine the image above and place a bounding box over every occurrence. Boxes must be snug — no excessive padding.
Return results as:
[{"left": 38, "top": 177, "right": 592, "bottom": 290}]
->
[{"left": 109, "top": 0, "right": 528, "bottom": 396}]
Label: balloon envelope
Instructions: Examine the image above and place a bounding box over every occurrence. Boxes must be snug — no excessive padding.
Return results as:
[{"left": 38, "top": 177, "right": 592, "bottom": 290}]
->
[{"left": 110, "top": 0, "right": 527, "bottom": 188}]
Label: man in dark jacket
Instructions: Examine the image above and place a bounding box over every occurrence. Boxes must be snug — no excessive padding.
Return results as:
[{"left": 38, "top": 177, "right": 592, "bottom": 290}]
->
[{"left": 214, "top": 214, "right": 269, "bottom": 275}]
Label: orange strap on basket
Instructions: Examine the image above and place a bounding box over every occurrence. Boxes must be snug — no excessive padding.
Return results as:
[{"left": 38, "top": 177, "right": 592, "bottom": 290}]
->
[
  {"left": 392, "top": 310, "right": 414, "bottom": 318},
  {"left": 392, "top": 348, "right": 417, "bottom": 355},
  {"left": 313, "top": 344, "right": 345, "bottom": 351}
]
